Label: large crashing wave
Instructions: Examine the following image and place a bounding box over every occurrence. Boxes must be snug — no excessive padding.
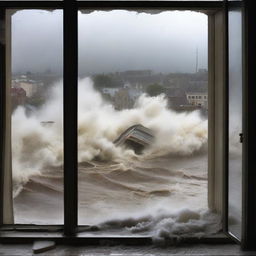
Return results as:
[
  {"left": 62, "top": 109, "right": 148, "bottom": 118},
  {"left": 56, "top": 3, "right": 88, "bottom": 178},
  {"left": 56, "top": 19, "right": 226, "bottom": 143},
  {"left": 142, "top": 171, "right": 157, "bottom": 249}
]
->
[{"left": 11, "top": 77, "right": 207, "bottom": 195}]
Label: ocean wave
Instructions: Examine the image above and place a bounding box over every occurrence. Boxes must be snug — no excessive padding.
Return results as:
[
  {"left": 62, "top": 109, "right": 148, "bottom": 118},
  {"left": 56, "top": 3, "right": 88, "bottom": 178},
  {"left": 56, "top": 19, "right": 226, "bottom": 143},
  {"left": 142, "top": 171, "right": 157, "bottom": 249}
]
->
[{"left": 12, "top": 77, "right": 208, "bottom": 196}]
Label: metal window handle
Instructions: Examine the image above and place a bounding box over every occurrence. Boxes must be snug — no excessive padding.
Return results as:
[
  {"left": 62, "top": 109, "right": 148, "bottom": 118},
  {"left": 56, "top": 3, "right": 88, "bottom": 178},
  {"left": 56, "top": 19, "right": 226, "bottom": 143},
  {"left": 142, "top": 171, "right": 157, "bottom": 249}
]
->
[{"left": 239, "top": 133, "right": 243, "bottom": 143}]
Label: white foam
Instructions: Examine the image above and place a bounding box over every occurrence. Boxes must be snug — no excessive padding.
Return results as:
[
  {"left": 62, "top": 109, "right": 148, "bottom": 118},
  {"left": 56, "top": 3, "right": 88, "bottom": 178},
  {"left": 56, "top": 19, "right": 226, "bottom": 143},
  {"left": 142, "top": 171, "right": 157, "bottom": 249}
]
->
[
  {"left": 12, "top": 77, "right": 208, "bottom": 195},
  {"left": 96, "top": 208, "right": 221, "bottom": 240}
]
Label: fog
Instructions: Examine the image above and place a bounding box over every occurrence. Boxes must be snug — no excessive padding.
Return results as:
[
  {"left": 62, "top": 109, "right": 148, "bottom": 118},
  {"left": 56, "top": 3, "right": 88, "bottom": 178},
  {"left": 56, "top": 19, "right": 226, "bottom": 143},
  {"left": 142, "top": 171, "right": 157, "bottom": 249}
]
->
[{"left": 12, "top": 9, "right": 208, "bottom": 75}]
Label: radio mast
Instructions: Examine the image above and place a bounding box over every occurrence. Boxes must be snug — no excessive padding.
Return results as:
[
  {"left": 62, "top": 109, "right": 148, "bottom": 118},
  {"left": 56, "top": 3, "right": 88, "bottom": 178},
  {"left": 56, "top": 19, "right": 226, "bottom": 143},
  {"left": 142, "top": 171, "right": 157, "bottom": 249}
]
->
[{"left": 195, "top": 47, "right": 198, "bottom": 73}]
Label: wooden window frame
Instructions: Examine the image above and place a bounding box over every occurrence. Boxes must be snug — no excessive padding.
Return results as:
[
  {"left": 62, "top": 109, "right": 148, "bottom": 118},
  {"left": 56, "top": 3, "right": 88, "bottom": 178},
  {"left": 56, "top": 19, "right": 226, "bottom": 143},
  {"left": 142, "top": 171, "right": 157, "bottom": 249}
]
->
[{"left": 1, "top": 0, "right": 254, "bottom": 250}]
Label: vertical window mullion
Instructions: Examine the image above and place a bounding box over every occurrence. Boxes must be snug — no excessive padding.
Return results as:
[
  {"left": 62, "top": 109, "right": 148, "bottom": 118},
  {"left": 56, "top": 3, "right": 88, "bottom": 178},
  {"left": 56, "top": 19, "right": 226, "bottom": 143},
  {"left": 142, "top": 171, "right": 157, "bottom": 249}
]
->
[
  {"left": 243, "top": 0, "right": 256, "bottom": 250},
  {"left": 64, "top": 0, "right": 78, "bottom": 236},
  {"left": 223, "top": 0, "right": 229, "bottom": 236},
  {"left": 0, "top": 8, "right": 6, "bottom": 227}
]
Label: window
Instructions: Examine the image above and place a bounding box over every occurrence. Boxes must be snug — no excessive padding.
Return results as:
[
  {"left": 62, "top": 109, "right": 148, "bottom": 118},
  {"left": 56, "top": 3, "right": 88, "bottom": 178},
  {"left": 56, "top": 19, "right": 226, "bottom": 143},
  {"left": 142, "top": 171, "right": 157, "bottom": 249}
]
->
[
  {"left": 78, "top": 9, "right": 209, "bottom": 230},
  {"left": 11, "top": 9, "right": 64, "bottom": 225},
  {"left": 0, "top": 0, "right": 254, "bottom": 250}
]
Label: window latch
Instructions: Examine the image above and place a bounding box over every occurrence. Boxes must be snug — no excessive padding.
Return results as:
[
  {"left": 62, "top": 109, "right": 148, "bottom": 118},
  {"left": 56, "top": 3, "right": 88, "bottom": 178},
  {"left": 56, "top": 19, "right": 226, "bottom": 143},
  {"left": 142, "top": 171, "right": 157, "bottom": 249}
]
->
[{"left": 239, "top": 133, "right": 243, "bottom": 143}]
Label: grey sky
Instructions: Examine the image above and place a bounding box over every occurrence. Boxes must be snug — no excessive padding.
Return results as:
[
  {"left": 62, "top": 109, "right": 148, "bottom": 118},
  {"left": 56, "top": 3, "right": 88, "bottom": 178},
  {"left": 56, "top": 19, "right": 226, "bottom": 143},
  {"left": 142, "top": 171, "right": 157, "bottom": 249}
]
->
[{"left": 12, "top": 9, "right": 208, "bottom": 75}]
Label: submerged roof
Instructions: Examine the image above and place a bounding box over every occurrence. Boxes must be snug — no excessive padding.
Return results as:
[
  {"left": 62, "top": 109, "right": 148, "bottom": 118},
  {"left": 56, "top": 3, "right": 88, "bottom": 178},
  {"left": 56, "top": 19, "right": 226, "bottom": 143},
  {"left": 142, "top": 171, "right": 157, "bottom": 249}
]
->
[{"left": 114, "top": 124, "right": 154, "bottom": 154}]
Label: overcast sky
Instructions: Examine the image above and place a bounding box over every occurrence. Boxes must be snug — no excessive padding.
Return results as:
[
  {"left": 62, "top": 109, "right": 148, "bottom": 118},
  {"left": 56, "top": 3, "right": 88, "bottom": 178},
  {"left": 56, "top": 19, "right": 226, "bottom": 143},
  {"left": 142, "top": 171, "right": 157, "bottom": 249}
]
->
[{"left": 12, "top": 10, "right": 208, "bottom": 75}]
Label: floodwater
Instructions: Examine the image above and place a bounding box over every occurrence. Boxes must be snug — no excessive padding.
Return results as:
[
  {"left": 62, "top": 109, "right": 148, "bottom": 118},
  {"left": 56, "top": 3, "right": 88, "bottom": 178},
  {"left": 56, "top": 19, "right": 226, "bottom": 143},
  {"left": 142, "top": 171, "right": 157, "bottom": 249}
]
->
[{"left": 12, "top": 78, "right": 221, "bottom": 239}]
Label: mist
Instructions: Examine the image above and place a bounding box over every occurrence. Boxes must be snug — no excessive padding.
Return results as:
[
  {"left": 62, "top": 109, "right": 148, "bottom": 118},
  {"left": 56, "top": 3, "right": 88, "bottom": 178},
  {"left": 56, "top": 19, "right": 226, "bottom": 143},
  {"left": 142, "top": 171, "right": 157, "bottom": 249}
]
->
[{"left": 11, "top": 9, "right": 208, "bottom": 75}]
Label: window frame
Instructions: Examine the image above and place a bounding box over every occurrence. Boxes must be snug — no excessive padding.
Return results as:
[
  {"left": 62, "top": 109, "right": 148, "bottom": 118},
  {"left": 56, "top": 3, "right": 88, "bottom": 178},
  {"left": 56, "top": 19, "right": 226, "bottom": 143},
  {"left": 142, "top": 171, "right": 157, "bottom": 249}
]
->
[
  {"left": 0, "top": 0, "right": 253, "bottom": 248},
  {"left": 0, "top": 0, "right": 226, "bottom": 237}
]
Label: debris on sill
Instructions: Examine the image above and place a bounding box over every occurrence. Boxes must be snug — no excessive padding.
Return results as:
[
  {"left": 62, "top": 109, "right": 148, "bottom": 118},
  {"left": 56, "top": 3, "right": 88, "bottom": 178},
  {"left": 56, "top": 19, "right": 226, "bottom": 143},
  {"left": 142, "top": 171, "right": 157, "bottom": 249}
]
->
[{"left": 33, "top": 240, "right": 56, "bottom": 254}]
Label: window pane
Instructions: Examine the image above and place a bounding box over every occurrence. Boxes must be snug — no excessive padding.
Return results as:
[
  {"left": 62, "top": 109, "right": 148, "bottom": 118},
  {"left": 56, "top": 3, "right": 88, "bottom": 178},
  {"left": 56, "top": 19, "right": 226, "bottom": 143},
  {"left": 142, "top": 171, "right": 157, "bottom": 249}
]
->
[
  {"left": 228, "top": 9, "right": 242, "bottom": 240},
  {"left": 11, "top": 10, "right": 63, "bottom": 224},
  {"left": 77, "top": 10, "right": 217, "bottom": 238}
]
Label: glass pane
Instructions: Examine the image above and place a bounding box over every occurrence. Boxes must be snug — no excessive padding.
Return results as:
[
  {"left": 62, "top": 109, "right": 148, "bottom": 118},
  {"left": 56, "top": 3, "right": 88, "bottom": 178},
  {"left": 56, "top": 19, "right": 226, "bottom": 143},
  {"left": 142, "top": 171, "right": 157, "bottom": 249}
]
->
[
  {"left": 11, "top": 10, "right": 63, "bottom": 224},
  {"left": 228, "top": 9, "right": 242, "bottom": 240},
  {"left": 77, "top": 10, "right": 218, "bottom": 238}
]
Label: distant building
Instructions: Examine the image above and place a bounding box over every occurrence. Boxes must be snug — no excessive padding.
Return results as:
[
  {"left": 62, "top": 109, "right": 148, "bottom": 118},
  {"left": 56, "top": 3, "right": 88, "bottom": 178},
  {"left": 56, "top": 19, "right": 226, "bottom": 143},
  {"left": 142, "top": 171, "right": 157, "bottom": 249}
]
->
[
  {"left": 118, "top": 70, "right": 164, "bottom": 89},
  {"left": 197, "top": 68, "right": 208, "bottom": 74},
  {"left": 11, "top": 87, "right": 26, "bottom": 110},
  {"left": 113, "top": 88, "right": 133, "bottom": 110},
  {"left": 128, "top": 88, "right": 141, "bottom": 102},
  {"left": 124, "top": 82, "right": 143, "bottom": 91},
  {"left": 102, "top": 87, "right": 120, "bottom": 97},
  {"left": 186, "top": 91, "right": 208, "bottom": 109},
  {"left": 12, "top": 76, "right": 41, "bottom": 98},
  {"left": 189, "top": 80, "right": 207, "bottom": 87},
  {"left": 165, "top": 88, "right": 188, "bottom": 110},
  {"left": 121, "top": 70, "right": 152, "bottom": 77}
]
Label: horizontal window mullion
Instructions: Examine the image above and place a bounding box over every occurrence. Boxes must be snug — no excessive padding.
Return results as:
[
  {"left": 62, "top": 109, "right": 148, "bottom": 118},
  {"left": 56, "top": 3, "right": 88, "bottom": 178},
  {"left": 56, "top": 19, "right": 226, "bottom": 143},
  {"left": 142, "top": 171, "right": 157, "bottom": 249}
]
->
[
  {"left": 0, "top": 2, "right": 64, "bottom": 8},
  {"left": 0, "top": 1, "right": 233, "bottom": 10},
  {"left": 76, "top": 1, "right": 224, "bottom": 9}
]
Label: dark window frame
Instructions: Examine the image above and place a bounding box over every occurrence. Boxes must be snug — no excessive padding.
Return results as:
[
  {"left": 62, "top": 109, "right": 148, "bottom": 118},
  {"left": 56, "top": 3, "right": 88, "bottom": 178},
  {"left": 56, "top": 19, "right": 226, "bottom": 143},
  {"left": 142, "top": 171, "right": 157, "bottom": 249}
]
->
[{"left": 1, "top": 0, "right": 255, "bottom": 250}]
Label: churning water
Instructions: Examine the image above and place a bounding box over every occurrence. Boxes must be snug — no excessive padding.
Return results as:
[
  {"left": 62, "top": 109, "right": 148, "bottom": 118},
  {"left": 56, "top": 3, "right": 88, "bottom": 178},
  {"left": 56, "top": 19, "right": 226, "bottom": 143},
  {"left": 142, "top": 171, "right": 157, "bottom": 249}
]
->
[{"left": 12, "top": 78, "right": 221, "bottom": 239}]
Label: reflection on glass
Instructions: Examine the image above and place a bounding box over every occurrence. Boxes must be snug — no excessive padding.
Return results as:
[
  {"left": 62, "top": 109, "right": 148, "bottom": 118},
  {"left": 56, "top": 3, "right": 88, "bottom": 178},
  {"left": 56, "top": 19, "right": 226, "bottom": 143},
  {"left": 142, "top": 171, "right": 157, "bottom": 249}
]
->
[
  {"left": 228, "top": 9, "right": 242, "bottom": 240},
  {"left": 11, "top": 10, "right": 63, "bottom": 224},
  {"left": 77, "top": 10, "right": 213, "bottom": 237}
]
